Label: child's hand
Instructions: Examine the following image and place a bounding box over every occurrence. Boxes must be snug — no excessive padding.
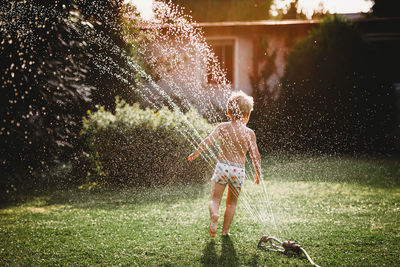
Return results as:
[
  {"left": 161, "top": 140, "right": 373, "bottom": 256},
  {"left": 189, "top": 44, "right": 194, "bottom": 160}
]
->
[
  {"left": 254, "top": 173, "right": 261, "bottom": 184},
  {"left": 187, "top": 152, "right": 199, "bottom": 161},
  {"left": 254, "top": 178, "right": 260, "bottom": 184}
]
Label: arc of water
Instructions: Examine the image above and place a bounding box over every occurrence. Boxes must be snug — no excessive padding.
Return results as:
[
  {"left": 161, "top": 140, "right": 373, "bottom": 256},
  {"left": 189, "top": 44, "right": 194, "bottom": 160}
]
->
[
  {"left": 93, "top": 30, "right": 271, "bottom": 228},
  {"left": 226, "top": 124, "right": 277, "bottom": 228},
  {"left": 73, "top": 2, "right": 281, "bottom": 236},
  {"left": 103, "top": 22, "right": 278, "bottom": 235},
  {"left": 2, "top": 0, "right": 281, "bottom": 235}
]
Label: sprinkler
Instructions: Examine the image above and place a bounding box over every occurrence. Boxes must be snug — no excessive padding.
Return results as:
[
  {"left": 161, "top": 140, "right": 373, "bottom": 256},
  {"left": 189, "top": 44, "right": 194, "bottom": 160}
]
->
[{"left": 258, "top": 236, "right": 320, "bottom": 267}]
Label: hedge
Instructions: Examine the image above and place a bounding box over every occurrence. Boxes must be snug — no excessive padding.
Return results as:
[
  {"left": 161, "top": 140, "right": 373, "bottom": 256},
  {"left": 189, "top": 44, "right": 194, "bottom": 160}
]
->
[{"left": 80, "top": 99, "right": 216, "bottom": 186}]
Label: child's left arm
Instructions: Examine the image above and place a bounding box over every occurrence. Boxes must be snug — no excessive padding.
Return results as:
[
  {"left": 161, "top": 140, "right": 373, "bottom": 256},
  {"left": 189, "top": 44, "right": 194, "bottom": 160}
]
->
[
  {"left": 188, "top": 125, "right": 221, "bottom": 161},
  {"left": 249, "top": 130, "right": 262, "bottom": 184}
]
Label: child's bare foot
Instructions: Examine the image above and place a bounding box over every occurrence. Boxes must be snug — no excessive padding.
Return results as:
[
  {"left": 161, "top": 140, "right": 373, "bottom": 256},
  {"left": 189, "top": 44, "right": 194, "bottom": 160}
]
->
[
  {"left": 221, "top": 230, "right": 229, "bottom": 236},
  {"left": 209, "top": 214, "right": 218, "bottom": 237}
]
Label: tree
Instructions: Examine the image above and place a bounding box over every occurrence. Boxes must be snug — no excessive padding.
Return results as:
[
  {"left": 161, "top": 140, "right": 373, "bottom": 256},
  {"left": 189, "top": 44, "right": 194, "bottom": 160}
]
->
[
  {"left": 281, "top": 0, "right": 307, "bottom": 20},
  {"left": 311, "top": 2, "right": 330, "bottom": 20},
  {"left": 170, "top": 0, "right": 273, "bottom": 22},
  {"left": 269, "top": 0, "right": 307, "bottom": 20},
  {"left": 277, "top": 16, "right": 396, "bottom": 152},
  {"left": 0, "top": 0, "right": 145, "bottom": 184}
]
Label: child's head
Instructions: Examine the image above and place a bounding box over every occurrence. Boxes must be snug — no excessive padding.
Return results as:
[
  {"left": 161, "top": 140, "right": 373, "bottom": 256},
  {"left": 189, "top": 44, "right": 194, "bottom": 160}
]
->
[{"left": 227, "top": 91, "right": 254, "bottom": 121}]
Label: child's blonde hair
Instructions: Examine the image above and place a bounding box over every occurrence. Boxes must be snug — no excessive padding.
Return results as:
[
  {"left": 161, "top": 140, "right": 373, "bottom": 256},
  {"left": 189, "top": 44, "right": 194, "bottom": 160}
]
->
[{"left": 227, "top": 91, "right": 254, "bottom": 120}]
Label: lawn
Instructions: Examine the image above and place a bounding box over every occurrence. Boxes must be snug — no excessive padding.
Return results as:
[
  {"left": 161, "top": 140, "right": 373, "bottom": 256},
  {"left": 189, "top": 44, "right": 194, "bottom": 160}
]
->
[{"left": 1, "top": 154, "right": 399, "bottom": 266}]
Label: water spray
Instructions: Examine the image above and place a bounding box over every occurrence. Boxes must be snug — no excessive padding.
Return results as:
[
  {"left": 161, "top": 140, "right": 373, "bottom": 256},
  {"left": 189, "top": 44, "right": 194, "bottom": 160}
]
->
[{"left": 258, "top": 235, "right": 320, "bottom": 267}]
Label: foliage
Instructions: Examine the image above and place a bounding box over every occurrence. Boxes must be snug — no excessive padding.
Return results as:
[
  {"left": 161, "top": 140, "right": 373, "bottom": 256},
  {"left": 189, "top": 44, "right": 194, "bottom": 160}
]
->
[
  {"left": 250, "top": 38, "right": 277, "bottom": 101},
  {"left": 311, "top": 2, "right": 330, "bottom": 20},
  {"left": 1, "top": 154, "right": 399, "bottom": 265},
  {"left": 247, "top": 38, "right": 280, "bottom": 151},
  {"left": 76, "top": 0, "right": 147, "bottom": 109},
  {"left": 278, "top": 0, "right": 307, "bottom": 20},
  {"left": 170, "top": 0, "right": 273, "bottom": 22},
  {"left": 0, "top": 0, "right": 94, "bottom": 179},
  {"left": 0, "top": 0, "right": 148, "bottom": 181},
  {"left": 266, "top": 15, "right": 396, "bottom": 152},
  {"left": 80, "top": 99, "right": 215, "bottom": 186}
]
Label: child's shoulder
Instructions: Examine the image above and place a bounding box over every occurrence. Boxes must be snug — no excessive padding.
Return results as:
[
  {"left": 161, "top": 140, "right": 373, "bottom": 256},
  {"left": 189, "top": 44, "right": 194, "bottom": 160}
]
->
[
  {"left": 244, "top": 126, "right": 256, "bottom": 136},
  {"left": 245, "top": 125, "right": 255, "bottom": 132}
]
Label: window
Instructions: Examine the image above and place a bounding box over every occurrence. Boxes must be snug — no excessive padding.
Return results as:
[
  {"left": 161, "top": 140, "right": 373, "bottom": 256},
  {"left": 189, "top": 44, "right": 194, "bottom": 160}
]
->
[{"left": 208, "top": 39, "right": 235, "bottom": 84}]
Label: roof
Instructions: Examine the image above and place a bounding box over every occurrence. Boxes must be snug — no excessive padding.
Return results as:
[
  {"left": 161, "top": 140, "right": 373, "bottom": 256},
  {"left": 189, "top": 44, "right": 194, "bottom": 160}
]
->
[
  {"left": 195, "top": 16, "right": 400, "bottom": 27},
  {"left": 196, "top": 19, "right": 321, "bottom": 28}
]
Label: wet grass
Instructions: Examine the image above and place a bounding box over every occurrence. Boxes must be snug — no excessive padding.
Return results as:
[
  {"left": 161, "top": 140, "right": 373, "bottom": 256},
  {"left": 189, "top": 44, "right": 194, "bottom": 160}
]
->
[{"left": 0, "top": 155, "right": 399, "bottom": 266}]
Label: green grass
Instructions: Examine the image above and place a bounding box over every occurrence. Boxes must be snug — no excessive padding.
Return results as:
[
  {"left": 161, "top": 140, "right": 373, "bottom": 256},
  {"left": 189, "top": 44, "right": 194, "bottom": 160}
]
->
[{"left": 1, "top": 155, "right": 399, "bottom": 266}]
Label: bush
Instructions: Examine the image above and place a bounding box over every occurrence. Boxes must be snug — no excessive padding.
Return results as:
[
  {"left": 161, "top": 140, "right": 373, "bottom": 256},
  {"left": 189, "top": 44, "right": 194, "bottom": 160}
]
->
[
  {"left": 80, "top": 99, "right": 215, "bottom": 186},
  {"left": 276, "top": 16, "right": 396, "bottom": 152}
]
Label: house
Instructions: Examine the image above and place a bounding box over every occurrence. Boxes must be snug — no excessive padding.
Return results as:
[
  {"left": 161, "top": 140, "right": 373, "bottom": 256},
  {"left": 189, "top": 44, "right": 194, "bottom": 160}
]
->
[
  {"left": 198, "top": 19, "right": 319, "bottom": 96},
  {"left": 198, "top": 16, "right": 400, "bottom": 102}
]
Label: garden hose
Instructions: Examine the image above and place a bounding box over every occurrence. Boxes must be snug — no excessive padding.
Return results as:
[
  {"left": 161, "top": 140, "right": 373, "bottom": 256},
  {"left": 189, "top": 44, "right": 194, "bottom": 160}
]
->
[{"left": 258, "top": 236, "right": 321, "bottom": 267}]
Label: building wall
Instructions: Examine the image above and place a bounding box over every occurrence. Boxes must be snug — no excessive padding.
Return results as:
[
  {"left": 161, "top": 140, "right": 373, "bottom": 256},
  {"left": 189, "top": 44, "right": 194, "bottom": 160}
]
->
[
  {"left": 201, "top": 21, "right": 318, "bottom": 96},
  {"left": 235, "top": 33, "right": 253, "bottom": 94}
]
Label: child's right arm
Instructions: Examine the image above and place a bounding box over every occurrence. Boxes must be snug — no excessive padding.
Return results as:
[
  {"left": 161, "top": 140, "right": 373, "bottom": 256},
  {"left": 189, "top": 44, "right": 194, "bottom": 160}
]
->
[
  {"left": 249, "top": 130, "right": 261, "bottom": 184},
  {"left": 188, "top": 124, "right": 221, "bottom": 161}
]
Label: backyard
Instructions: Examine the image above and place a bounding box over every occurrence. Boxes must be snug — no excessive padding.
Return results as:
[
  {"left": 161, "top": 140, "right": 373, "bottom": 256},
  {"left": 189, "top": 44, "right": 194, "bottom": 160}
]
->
[
  {"left": 1, "top": 0, "right": 400, "bottom": 266},
  {"left": 1, "top": 154, "right": 399, "bottom": 266}
]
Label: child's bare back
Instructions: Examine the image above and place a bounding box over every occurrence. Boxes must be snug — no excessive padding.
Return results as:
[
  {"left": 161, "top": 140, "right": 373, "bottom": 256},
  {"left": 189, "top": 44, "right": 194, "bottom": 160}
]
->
[
  {"left": 217, "top": 121, "right": 258, "bottom": 167},
  {"left": 188, "top": 119, "right": 261, "bottom": 180}
]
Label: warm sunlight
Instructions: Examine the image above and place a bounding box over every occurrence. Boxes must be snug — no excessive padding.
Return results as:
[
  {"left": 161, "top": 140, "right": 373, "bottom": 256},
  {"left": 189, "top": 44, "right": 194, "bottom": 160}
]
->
[
  {"left": 128, "top": 0, "right": 373, "bottom": 20},
  {"left": 126, "top": 0, "right": 154, "bottom": 20},
  {"left": 2, "top": 0, "right": 399, "bottom": 266},
  {"left": 272, "top": 0, "right": 373, "bottom": 18}
]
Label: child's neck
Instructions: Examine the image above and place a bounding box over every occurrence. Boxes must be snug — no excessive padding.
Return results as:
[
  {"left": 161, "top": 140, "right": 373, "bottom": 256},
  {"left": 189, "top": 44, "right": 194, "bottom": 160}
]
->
[{"left": 231, "top": 119, "right": 245, "bottom": 125}]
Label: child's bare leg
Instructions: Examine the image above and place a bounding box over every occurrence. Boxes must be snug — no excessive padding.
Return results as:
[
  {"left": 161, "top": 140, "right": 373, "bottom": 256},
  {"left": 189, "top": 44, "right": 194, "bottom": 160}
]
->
[
  {"left": 209, "top": 181, "right": 226, "bottom": 237},
  {"left": 222, "top": 185, "right": 241, "bottom": 236}
]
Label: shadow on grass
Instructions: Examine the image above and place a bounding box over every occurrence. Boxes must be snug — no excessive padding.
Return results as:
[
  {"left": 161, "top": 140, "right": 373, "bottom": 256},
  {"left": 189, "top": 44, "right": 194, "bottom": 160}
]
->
[
  {"left": 220, "top": 236, "right": 239, "bottom": 266},
  {"left": 201, "top": 236, "right": 239, "bottom": 267},
  {"left": 201, "top": 240, "right": 218, "bottom": 266},
  {"left": 250, "top": 254, "right": 259, "bottom": 267}
]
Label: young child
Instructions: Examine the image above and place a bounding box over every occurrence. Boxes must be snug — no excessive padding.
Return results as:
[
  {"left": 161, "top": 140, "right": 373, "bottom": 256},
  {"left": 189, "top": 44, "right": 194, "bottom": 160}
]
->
[{"left": 188, "top": 91, "right": 261, "bottom": 237}]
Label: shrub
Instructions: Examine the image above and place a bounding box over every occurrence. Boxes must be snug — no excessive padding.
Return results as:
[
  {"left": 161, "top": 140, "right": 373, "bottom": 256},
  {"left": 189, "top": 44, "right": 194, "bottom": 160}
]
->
[
  {"left": 277, "top": 15, "right": 396, "bottom": 152},
  {"left": 80, "top": 99, "right": 215, "bottom": 186}
]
